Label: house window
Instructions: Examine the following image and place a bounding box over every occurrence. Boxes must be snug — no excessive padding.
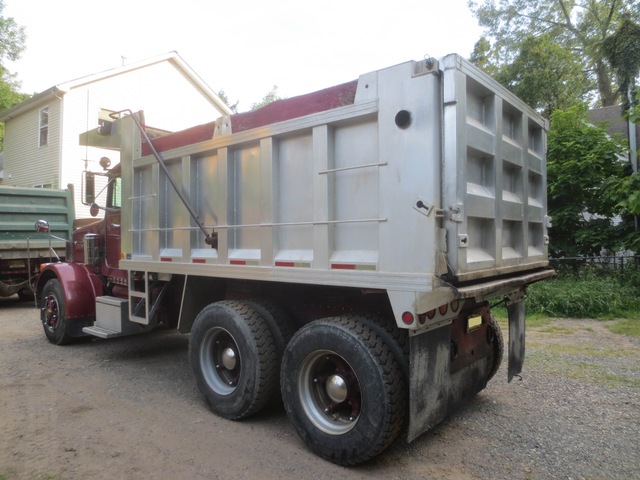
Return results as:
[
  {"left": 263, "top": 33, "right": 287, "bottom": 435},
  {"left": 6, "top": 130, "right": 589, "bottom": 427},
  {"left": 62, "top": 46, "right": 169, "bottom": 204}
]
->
[
  {"left": 33, "top": 183, "right": 53, "bottom": 188},
  {"left": 39, "top": 107, "right": 49, "bottom": 147}
]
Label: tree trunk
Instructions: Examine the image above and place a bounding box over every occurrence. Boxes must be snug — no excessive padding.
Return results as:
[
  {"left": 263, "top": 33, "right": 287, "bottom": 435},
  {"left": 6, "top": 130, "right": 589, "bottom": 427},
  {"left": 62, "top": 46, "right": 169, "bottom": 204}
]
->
[{"left": 595, "top": 59, "right": 618, "bottom": 106}]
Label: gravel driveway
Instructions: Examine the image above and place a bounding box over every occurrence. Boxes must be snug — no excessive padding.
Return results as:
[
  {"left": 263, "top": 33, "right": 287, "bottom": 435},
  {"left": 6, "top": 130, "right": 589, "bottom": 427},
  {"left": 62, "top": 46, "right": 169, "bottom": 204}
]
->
[{"left": 1, "top": 296, "right": 638, "bottom": 479}]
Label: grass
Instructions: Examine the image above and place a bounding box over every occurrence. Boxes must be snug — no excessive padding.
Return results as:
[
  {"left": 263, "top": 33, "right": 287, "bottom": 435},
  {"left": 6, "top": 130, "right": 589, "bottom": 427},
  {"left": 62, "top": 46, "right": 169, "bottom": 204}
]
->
[
  {"left": 525, "top": 351, "right": 640, "bottom": 388},
  {"left": 490, "top": 268, "right": 640, "bottom": 389},
  {"left": 0, "top": 471, "right": 63, "bottom": 480},
  {"left": 537, "top": 343, "right": 636, "bottom": 357},
  {"left": 490, "top": 268, "right": 640, "bottom": 339},
  {"left": 606, "top": 318, "right": 640, "bottom": 338},
  {"left": 525, "top": 274, "right": 640, "bottom": 319}
]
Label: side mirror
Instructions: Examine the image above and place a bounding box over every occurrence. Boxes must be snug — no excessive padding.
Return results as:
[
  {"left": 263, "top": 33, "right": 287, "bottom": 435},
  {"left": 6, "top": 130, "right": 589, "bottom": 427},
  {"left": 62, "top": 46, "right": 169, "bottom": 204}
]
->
[
  {"left": 85, "top": 172, "right": 96, "bottom": 204},
  {"left": 35, "top": 219, "right": 50, "bottom": 233},
  {"left": 90, "top": 203, "right": 100, "bottom": 217}
]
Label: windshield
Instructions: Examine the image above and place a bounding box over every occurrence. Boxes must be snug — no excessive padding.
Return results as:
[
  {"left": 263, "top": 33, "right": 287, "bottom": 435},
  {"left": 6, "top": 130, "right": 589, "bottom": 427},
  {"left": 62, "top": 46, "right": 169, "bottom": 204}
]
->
[{"left": 108, "top": 177, "right": 122, "bottom": 209}]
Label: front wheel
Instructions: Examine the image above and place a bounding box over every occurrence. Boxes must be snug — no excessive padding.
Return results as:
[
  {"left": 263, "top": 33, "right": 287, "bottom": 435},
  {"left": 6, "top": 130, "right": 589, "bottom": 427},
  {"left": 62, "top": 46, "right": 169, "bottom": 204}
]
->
[
  {"left": 281, "top": 317, "right": 406, "bottom": 465},
  {"left": 40, "top": 279, "right": 72, "bottom": 345}
]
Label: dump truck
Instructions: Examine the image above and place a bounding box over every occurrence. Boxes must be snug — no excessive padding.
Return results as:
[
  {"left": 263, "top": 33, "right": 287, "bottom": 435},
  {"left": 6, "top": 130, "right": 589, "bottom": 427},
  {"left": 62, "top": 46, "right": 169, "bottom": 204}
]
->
[
  {"left": 0, "top": 185, "right": 73, "bottom": 300},
  {"left": 35, "top": 54, "right": 554, "bottom": 465}
]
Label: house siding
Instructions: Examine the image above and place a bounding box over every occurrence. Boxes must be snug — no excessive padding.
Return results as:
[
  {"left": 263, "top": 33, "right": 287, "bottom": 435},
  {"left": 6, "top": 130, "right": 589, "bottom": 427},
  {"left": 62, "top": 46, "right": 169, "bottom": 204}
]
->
[
  {"left": 3, "top": 99, "right": 62, "bottom": 188},
  {"left": 1, "top": 53, "right": 227, "bottom": 219}
]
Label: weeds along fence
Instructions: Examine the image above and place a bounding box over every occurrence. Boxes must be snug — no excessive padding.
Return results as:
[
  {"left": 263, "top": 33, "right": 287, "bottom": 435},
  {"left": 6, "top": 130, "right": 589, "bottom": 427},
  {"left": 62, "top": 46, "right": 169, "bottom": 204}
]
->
[
  {"left": 527, "top": 255, "right": 640, "bottom": 317},
  {"left": 549, "top": 255, "right": 640, "bottom": 283}
]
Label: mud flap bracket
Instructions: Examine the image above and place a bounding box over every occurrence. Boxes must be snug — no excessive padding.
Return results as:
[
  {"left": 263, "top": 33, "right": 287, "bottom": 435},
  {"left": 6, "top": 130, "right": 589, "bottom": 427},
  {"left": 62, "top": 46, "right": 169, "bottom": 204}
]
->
[{"left": 507, "top": 298, "right": 525, "bottom": 382}]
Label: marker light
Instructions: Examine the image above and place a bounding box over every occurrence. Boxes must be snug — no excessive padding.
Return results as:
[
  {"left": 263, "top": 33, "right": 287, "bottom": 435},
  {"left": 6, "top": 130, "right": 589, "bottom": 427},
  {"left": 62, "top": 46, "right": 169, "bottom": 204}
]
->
[{"left": 401, "top": 311, "right": 414, "bottom": 325}]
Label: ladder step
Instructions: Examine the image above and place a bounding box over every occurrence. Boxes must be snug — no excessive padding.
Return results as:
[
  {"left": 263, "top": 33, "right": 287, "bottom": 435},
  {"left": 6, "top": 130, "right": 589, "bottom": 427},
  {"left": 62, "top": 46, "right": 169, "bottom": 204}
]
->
[{"left": 129, "top": 315, "right": 148, "bottom": 324}]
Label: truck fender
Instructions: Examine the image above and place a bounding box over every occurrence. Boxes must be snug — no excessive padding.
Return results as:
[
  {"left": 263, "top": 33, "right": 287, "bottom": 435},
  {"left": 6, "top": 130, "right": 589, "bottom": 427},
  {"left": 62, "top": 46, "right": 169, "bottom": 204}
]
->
[{"left": 36, "top": 263, "right": 103, "bottom": 320}]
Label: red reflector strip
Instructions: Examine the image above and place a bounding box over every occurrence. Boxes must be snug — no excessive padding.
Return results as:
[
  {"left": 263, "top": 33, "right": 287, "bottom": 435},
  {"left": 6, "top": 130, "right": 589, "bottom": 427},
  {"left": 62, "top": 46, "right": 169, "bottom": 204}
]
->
[
  {"left": 160, "top": 257, "right": 173, "bottom": 262},
  {"left": 275, "top": 261, "right": 295, "bottom": 267},
  {"left": 192, "top": 258, "right": 206, "bottom": 264},
  {"left": 331, "top": 263, "right": 376, "bottom": 271},
  {"left": 229, "top": 259, "right": 260, "bottom": 266},
  {"left": 331, "top": 263, "right": 356, "bottom": 270},
  {"left": 275, "top": 261, "right": 311, "bottom": 268}
]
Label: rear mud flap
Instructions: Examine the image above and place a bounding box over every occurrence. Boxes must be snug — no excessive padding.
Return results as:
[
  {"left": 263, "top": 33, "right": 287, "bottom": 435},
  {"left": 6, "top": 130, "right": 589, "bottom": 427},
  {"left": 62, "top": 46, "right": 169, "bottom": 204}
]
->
[
  {"left": 407, "top": 323, "right": 491, "bottom": 442},
  {"left": 507, "top": 299, "right": 525, "bottom": 382}
]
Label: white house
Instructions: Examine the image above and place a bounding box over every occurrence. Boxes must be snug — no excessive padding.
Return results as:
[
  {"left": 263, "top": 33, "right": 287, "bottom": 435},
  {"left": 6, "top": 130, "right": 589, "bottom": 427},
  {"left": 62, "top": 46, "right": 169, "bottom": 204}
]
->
[{"left": 0, "top": 51, "right": 231, "bottom": 218}]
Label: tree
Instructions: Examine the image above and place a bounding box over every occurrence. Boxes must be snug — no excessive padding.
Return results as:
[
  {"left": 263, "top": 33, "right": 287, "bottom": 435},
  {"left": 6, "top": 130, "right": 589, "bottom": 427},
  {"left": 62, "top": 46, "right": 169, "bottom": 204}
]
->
[
  {"left": 216, "top": 89, "right": 239, "bottom": 114},
  {"left": 0, "top": 68, "right": 28, "bottom": 149},
  {"left": 0, "top": 0, "right": 25, "bottom": 66},
  {"left": 602, "top": 16, "right": 640, "bottom": 113},
  {"left": 493, "top": 34, "right": 588, "bottom": 117},
  {"left": 250, "top": 85, "right": 282, "bottom": 110},
  {"left": 468, "top": 0, "right": 640, "bottom": 106},
  {"left": 546, "top": 104, "right": 630, "bottom": 256},
  {"left": 215, "top": 86, "right": 283, "bottom": 114},
  {"left": 0, "top": 1, "right": 27, "bottom": 150}
]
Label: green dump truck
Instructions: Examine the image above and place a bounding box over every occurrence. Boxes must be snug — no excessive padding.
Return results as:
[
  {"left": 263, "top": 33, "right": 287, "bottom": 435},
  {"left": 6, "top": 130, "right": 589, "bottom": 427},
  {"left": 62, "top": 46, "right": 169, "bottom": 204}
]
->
[{"left": 0, "top": 185, "right": 74, "bottom": 300}]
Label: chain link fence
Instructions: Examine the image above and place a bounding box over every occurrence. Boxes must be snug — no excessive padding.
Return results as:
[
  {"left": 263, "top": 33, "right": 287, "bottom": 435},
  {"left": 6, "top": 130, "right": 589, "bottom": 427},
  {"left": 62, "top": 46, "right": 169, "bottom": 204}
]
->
[{"left": 549, "top": 255, "right": 640, "bottom": 282}]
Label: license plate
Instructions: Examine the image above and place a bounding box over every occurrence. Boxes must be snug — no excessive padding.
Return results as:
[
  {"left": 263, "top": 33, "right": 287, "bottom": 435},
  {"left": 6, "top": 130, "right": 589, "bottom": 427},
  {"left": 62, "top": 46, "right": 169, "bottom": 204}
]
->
[
  {"left": 9, "top": 261, "right": 25, "bottom": 268},
  {"left": 467, "top": 315, "right": 482, "bottom": 332}
]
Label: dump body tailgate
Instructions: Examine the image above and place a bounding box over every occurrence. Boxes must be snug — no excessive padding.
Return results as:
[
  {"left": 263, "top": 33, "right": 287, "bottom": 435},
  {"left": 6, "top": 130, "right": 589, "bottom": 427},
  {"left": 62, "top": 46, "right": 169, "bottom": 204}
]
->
[{"left": 441, "top": 54, "right": 550, "bottom": 283}]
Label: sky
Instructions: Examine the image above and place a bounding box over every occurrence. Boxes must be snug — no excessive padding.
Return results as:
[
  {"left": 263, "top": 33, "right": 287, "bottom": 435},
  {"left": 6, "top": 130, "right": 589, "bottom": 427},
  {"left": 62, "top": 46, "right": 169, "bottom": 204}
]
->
[{"left": 3, "top": 0, "right": 484, "bottom": 112}]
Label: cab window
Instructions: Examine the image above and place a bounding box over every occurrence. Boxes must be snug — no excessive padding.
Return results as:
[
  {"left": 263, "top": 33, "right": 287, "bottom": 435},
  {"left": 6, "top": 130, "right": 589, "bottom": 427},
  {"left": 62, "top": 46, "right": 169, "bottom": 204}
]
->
[{"left": 108, "top": 177, "right": 122, "bottom": 209}]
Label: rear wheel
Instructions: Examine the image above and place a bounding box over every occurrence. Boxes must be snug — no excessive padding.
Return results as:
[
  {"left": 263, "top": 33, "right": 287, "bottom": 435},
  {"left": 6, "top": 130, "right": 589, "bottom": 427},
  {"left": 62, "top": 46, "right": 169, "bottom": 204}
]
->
[
  {"left": 18, "top": 287, "right": 34, "bottom": 302},
  {"left": 189, "top": 300, "right": 278, "bottom": 420},
  {"left": 244, "top": 299, "right": 296, "bottom": 361},
  {"left": 281, "top": 317, "right": 406, "bottom": 465},
  {"left": 40, "top": 279, "right": 72, "bottom": 345}
]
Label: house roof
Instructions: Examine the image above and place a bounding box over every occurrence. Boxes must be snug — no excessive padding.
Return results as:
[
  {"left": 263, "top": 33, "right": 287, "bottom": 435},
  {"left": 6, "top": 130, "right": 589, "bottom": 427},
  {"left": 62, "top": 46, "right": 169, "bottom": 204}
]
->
[
  {"left": 587, "top": 105, "right": 639, "bottom": 143},
  {"left": 0, "top": 51, "right": 232, "bottom": 122}
]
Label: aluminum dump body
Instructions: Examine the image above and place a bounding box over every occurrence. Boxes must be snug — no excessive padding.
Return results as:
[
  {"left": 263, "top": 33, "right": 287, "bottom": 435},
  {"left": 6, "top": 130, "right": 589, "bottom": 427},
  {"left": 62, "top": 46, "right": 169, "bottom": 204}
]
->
[
  {"left": 116, "top": 54, "right": 550, "bottom": 325},
  {"left": 68, "top": 54, "right": 554, "bottom": 463}
]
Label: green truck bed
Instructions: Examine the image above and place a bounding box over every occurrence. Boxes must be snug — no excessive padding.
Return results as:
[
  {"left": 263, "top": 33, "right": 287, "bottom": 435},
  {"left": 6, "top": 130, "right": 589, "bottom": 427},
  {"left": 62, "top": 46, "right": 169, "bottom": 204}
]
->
[{"left": 0, "top": 185, "right": 74, "bottom": 298}]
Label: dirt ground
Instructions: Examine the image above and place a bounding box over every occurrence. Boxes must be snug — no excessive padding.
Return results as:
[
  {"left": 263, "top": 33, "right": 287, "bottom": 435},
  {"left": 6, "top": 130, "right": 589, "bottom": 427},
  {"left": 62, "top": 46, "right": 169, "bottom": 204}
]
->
[{"left": 1, "top": 295, "right": 639, "bottom": 480}]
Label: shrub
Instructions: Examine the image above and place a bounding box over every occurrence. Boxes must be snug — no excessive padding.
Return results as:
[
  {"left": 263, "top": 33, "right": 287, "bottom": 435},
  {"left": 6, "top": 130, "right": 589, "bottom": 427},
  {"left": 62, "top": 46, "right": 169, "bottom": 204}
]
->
[{"left": 524, "top": 272, "right": 640, "bottom": 319}]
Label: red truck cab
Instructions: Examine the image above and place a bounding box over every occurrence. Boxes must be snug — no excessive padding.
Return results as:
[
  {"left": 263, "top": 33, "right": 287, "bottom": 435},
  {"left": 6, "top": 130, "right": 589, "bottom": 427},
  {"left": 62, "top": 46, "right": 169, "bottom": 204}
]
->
[{"left": 36, "top": 163, "right": 126, "bottom": 344}]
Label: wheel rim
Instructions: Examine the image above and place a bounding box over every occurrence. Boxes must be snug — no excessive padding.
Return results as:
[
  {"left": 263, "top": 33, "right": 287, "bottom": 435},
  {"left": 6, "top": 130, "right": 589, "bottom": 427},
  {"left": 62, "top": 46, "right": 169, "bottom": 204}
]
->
[
  {"left": 200, "top": 327, "right": 241, "bottom": 395},
  {"left": 298, "top": 350, "right": 361, "bottom": 435},
  {"left": 43, "top": 294, "right": 60, "bottom": 333}
]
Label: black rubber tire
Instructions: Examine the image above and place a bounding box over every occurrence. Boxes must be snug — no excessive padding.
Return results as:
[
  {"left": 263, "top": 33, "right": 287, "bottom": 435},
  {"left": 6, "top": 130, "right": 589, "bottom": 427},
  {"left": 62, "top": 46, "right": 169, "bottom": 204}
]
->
[
  {"left": 353, "top": 313, "right": 409, "bottom": 383},
  {"left": 40, "top": 279, "right": 72, "bottom": 345},
  {"left": 244, "top": 299, "right": 296, "bottom": 361},
  {"left": 487, "top": 313, "right": 504, "bottom": 382},
  {"left": 18, "top": 287, "right": 34, "bottom": 302},
  {"left": 281, "top": 317, "right": 406, "bottom": 466},
  {"left": 189, "top": 300, "right": 278, "bottom": 420}
]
